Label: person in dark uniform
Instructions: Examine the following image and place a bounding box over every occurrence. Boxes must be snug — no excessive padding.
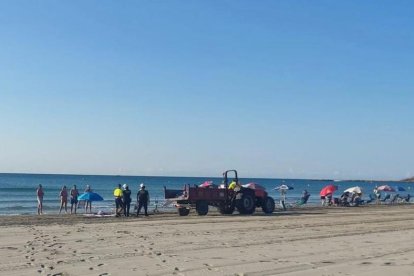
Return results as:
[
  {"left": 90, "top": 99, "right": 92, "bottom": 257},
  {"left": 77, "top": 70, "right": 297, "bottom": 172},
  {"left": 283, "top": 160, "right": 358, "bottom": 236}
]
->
[
  {"left": 122, "top": 184, "right": 132, "bottom": 217},
  {"left": 136, "top": 183, "right": 149, "bottom": 217}
]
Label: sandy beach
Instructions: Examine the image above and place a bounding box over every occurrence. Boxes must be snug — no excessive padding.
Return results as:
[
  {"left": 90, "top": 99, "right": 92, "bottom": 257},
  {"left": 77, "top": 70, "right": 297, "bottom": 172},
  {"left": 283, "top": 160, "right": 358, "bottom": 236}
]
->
[{"left": 1, "top": 205, "right": 414, "bottom": 276}]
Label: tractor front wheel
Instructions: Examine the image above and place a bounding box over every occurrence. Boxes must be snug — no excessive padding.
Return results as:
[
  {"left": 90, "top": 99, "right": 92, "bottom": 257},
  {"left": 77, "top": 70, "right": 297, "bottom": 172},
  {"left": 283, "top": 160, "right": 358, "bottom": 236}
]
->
[{"left": 178, "top": 207, "right": 190, "bottom": 216}]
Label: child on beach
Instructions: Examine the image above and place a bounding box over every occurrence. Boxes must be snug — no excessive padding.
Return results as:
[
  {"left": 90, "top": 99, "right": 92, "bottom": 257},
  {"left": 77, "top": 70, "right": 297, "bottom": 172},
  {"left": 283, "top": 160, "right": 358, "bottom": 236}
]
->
[
  {"left": 36, "top": 184, "right": 44, "bottom": 215},
  {"left": 59, "top": 186, "right": 68, "bottom": 214}
]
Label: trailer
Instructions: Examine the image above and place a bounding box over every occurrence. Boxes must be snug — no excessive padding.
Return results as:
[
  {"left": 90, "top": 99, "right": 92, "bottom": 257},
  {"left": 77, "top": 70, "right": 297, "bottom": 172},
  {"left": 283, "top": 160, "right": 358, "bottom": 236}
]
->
[{"left": 164, "top": 170, "right": 275, "bottom": 216}]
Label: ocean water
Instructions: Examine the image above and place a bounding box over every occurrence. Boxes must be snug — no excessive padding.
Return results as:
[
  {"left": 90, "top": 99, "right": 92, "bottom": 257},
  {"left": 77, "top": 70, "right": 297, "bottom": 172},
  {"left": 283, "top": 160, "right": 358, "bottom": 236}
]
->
[{"left": 0, "top": 173, "right": 412, "bottom": 215}]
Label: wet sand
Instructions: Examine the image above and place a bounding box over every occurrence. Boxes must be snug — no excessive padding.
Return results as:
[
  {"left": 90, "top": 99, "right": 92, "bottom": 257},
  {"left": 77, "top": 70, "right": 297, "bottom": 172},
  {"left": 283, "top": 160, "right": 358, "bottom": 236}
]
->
[{"left": 1, "top": 205, "right": 414, "bottom": 276}]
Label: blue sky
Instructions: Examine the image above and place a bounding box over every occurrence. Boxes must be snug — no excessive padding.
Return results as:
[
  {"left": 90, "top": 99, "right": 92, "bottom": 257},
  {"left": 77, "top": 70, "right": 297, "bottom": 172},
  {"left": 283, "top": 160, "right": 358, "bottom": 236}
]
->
[{"left": 1, "top": 1, "right": 413, "bottom": 180}]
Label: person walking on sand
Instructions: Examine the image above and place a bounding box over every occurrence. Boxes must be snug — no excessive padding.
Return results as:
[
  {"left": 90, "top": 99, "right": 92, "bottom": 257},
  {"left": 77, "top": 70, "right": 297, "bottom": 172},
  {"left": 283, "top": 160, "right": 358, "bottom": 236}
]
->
[
  {"left": 114, "top": 184, "right": 124, "bottom": 217},
  {"left": 84, "top": 185, "right": 92, "bottom": 213},
  {"left": 136, "top": 183, "right": 149, "bottom": 217},
  {"left": 70, "top": 185, "right": 79, "bottom": 214},
  {"left": 36, "top": 184, "right": 44, "bottom": 215},
  {"left": 59, "top": 186, "right": 68, "bottom": 214},
  {"left": 122, "top": 184, "right": 132, "bottom": 217}
]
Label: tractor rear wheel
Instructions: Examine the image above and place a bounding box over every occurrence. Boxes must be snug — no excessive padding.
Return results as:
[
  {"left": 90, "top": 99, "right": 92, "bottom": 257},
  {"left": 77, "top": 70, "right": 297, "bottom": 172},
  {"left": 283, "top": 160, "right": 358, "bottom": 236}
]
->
[
  {"left": 196, "top": 201, "right": 209, "bottom": 216},
  {"left": 236, "top": 193, "right": 256, "bottom": 215},
  {"left": 262, "top": 196, "right": 275, "bottom": 214},
  {"left": 178, "top": 207, "right": 190, "bottom": 216}
]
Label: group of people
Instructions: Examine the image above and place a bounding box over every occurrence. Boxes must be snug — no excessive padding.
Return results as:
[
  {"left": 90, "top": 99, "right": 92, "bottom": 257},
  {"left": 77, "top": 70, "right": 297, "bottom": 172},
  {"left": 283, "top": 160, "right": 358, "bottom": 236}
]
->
[
  {"left": 113, "top": 183, "right": 150, "bottom": 217},
  {"left": 36, "top": 184, "right": 96, "bottom": 215}
]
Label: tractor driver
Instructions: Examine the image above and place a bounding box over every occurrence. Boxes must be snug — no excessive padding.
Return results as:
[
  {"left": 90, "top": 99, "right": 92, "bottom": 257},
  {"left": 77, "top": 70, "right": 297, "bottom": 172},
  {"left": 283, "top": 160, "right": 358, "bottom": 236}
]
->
[{"left": 228, "top": 179, "right": 238, "bottom": 190}]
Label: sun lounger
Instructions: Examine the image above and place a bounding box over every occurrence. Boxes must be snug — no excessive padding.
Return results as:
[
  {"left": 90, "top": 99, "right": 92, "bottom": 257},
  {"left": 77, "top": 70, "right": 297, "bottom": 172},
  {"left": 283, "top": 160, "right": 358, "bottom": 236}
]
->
[{"left": 381, "top": 194, "right": 391, "bottom": 202}]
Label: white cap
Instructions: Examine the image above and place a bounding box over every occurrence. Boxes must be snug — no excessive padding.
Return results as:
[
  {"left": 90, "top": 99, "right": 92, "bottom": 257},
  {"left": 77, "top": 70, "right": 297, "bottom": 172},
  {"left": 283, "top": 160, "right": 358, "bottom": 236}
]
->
[
  {"left": 140, "top": 183, "right": 145, "bottom": 188},
  {"left": 122, "top": 184, "right": 128, "bottom": 189}
]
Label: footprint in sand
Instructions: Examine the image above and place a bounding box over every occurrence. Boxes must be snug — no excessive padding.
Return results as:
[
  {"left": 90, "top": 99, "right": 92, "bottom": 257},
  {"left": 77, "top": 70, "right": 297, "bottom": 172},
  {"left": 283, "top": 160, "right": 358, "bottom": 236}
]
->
[{"left": 97, "top": 263, "right": 104, "bottom": 267}]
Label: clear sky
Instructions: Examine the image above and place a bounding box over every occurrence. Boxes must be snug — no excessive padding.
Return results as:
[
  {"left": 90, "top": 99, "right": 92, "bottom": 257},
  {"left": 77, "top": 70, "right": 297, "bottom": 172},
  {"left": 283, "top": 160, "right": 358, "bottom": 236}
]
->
[{"left": 1, "top": 1, "right": 413, "bottom": 180}]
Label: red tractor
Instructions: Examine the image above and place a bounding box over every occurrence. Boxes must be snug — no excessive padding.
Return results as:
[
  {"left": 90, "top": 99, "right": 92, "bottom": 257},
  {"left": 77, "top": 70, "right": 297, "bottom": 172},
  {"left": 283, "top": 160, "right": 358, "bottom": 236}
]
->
[{"left": 164, "top": 170, "right": 275, "bottom": 216}]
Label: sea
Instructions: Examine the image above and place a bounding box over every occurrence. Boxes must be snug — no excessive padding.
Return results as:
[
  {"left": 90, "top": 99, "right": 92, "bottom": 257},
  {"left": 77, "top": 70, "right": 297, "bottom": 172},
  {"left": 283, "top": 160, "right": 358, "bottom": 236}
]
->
[{"left": 0, "top": 173, "right": 412, "bottom": 216}]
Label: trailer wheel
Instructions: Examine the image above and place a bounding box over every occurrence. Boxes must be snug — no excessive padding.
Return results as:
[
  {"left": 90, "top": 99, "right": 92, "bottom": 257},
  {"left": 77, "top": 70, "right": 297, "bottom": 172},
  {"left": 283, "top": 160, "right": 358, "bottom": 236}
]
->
[
  {"left": 219, "top": 203, "right": 235, "bottom": 215},
  {"left": 236, "top": 193, "right": 256, "bottom": 215},
  {"left": 262, "top": 196, "right": 275, "bottom": 214},
  {"left": 178, "top": 207, "right": 190, "bottom": 216},
  {"left": 196, "top": 201, "right": 209, "bottom": 216}
]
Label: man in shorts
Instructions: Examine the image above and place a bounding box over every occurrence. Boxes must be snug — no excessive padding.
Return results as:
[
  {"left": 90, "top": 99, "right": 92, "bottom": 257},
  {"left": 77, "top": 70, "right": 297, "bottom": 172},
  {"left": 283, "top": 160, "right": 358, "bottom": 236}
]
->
[{"left": 70, "top": 185, "right": 79, "bottom": 214}]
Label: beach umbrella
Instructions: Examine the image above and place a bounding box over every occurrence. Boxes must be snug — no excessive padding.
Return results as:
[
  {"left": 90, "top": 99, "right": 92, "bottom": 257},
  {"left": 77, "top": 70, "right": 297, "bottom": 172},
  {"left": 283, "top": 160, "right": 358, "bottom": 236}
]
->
[
  {"left": 274, "top": 184, "right": 294, "bottom": 191},
  {"left": 320, "top": 184, "right": 338, "bottom": 196},
  {"left": 344, "top": 186, "right": 362, "bottom": 194},
  {"left": 377, "top": 185, "right": 395, "bottom": 192},
  {"left": 199, "top": 181, "right": 214, "bottom": 188},
  {"left": 78, "top": 192, "right": 104, "bottom": 201},
  {"left": 394, "top": 186, "right": 406, "bottom": 192},
  {"left": 243, "top": 183, "right": 266, "bottom": 190}
]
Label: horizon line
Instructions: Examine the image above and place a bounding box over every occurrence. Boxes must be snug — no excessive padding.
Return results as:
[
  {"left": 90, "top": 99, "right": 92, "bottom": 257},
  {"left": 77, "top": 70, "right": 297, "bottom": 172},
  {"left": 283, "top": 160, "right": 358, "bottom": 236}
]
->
[{"left": 0, "top": 171, "right": 403, "bottom": 183}]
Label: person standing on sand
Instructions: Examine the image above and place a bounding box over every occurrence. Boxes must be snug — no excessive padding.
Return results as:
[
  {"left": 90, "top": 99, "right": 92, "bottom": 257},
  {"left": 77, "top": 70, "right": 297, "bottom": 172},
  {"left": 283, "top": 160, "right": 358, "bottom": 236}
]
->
[
  {"left": 36, "top": 184, "right": 44, "bottom": 215},
  {"left": 122, "top": 184, "right": 132, "bottom": 217},
  {"left": 59, "top": 186, "right": 68, "bottom": 214},
  {"left": 280, "top": 188, "right": 287, "bottom": 211},
  {"left": 84, "top": 185, "right": 92, "bottom": 213},
  {"left": 374, "top": 186, "right": 381, "bottom": 204},
  {"left": 136, "top": 183, "right": 149, "bottom": 217},
  {"left": 70, "top": 185, "right": 79, "bottom": 214},
  {"left": 114, "top": 184, "right": 123, "bottom": 216}
]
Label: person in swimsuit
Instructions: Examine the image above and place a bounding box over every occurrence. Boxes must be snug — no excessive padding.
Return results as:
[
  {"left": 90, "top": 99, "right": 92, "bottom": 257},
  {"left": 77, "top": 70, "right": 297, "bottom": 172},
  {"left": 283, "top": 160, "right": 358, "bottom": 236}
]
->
[
  {"left": 36, "top": 184, "right": 44, "bottom": 215},
  {"left": 59, "top": 185, "right": 68, "bottom": 214},
  {"left": 84, "top": 185, "right": 92, "bottom": 213},
  {"left": 70, "top": 185, "right": 79, "bottom": 214}
]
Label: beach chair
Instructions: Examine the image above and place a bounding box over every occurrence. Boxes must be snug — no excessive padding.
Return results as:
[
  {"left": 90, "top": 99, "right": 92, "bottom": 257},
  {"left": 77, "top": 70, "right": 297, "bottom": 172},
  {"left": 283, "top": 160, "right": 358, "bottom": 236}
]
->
[
  {"left": 365, "top": 194, "right": 376, "bottom": 204},
  {"left": 390, "top": 194, "right": 399, "bottom": 204},
  {"left": 294, "top": 194, "right": 310, "bottom": 206},
  {"left": 398, "top": 194, "right": 411, "bottom": 203},
  {"left": 381, "top": 194, "right": 391, "bottom": 202}
]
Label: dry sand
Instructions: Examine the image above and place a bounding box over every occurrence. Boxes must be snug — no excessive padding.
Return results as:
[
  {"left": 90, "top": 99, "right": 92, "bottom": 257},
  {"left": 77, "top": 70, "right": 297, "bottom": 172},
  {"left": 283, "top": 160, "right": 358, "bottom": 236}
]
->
[{"left": 1, "top": 205, "right": 414, "bottom": 276}]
